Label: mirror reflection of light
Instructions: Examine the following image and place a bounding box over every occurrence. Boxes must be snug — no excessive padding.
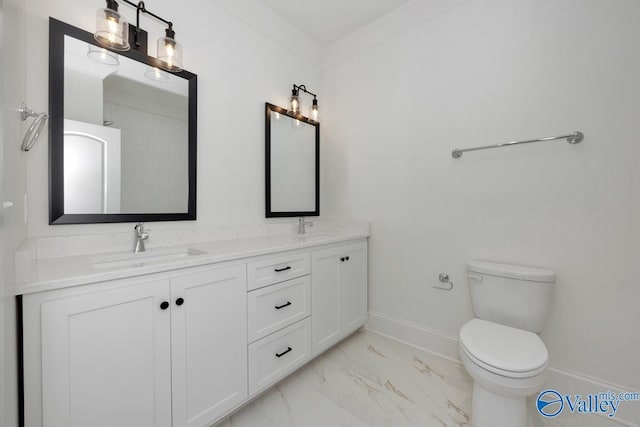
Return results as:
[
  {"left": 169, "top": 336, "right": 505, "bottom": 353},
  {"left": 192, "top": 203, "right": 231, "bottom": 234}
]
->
[
  {"left": 274, "top": 112, "right": 280, "bottom": 120},
  {"left": 144, "top": 67, "right": 171, "bottom": 83},
  {"left": 87, "top": 45, "right": 119, "bottom": 66}
]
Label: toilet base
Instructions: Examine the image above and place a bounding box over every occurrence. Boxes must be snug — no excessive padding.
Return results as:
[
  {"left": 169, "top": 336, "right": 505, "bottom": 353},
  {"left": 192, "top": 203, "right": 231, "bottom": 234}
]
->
[{"left": 471, "top": 382, "right": 527, "bottom": 427}]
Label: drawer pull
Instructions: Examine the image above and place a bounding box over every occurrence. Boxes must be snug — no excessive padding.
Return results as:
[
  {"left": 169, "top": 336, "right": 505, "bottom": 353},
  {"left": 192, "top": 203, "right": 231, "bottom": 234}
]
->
[
  {"left": 274, "top": 266, "right": 292, "bottom": 272},
  {"left": 275, "top": 347, "right": 293, "bottom": 358},
  {"left": 274, "top": 301, "right": 292, "bottom": 310}
]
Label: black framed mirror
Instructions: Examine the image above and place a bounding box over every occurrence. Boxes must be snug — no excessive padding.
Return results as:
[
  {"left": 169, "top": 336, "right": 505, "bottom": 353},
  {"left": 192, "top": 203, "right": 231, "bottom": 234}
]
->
[
  {"left": 49, "top": 18, "right": 197, "bottom": 224},
  {"left": 265, "top": 103, "right": 319, "bottom": 218}
]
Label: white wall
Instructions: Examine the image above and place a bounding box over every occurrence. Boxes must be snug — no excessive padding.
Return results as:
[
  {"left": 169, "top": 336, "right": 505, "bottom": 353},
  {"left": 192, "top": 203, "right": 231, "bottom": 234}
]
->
[
  {"left": 1, "top": 0, "right": 27, "bottom": 425},
  {"left": 24, "top": 0, "right": 322, "bottom": 236},
  {"left": 322, "top": 0, "right": 640, "bottom": 395}
]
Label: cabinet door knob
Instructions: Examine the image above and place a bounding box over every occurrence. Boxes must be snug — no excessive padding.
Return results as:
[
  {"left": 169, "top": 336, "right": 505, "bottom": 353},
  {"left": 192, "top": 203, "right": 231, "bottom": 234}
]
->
[
  {"left": 275, "top": 301, "right": 292, "bottom": 310},
  {"left": 275, "top": 347, "right": 292, "bottom": 358},
  {"left": 160, "top": 301, "right": 169, "bottom": 310},
  {"left": 345, "top": 256, "right": 350, "bottom": 261},
  {"left": 176, "top": 298, "right": 184, "bottom": 306},
  {"left": 274, "top": 266, "right": 292, "bottom": 272},
  {"left": 340, "top": 257, "right": 345, "bottom": 262}
]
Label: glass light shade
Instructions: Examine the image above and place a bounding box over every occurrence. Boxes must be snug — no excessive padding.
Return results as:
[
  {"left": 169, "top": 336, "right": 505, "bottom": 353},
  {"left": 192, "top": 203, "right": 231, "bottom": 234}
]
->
[
  {"left": 290, "top": 95, "right": 302, "bottom": 116},
  {"left": 157, "top": 36, "right": 183, "bottom": 72},
  {"left": 309, "top": 102, "right": 320, "bottom": 122},
  {"left": 87, "top": 45, "right": 120, "bottom": 65},
  {"left": 144, "top": 67, "right": 171, "bottom": 82},
  {"left": 95, "top": 7, "right": 129, "bottom": 51}
]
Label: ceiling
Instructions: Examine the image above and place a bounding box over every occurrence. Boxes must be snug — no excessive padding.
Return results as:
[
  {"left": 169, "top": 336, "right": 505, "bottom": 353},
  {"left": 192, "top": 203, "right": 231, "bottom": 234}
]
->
[{"left": 260, "top": 0, "right": 412, "bottom": 46}]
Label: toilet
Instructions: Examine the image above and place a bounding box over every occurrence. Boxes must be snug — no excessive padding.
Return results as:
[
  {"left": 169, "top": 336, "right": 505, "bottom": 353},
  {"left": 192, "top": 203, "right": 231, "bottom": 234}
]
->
[{"left": 459, "top": 260, "right": 555, "bottom": 427}]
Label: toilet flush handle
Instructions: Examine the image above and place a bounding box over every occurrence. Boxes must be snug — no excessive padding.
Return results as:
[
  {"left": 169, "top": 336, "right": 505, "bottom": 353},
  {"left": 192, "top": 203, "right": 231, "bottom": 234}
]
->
[{"left": 467, "top": 274, "right": 483, "bottom": 282}]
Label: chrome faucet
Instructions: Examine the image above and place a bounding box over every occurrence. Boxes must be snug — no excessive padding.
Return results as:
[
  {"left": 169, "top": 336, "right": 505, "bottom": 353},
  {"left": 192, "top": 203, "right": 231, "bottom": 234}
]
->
[
  {"left": 298, "top": 217, "right": 313, "bottom": 235},
  {"left": 134, "top": 222, "right": 149, "bottom": 253}
]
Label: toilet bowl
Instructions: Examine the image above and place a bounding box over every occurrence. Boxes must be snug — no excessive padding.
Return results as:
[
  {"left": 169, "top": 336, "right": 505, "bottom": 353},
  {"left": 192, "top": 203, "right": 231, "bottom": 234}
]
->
[
  {"left": 460, "top": 260, "right": 555, "bottom": 427},
  {"left": 459, "top": 319, "right": 548, "bottom": 427}
]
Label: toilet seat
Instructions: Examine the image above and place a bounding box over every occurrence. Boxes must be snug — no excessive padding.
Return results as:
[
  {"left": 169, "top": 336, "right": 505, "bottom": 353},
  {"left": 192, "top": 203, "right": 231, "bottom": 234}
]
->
[{"left": 459, "top": 319, "right": 548, "bottom": 378}]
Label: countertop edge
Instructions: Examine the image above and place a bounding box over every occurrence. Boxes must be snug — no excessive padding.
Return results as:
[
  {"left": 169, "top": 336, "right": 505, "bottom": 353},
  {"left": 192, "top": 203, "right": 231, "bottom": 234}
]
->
[{"left": 15, "top": 233, "right": 369, "bottom": 296}]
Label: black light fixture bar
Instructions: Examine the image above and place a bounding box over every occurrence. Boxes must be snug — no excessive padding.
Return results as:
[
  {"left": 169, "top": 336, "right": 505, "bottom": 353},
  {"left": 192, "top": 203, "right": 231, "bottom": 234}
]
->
[
  {"left": 118, "top": 0, "right": 173, "bottom": 53},
  {"left": 293, "top": 84, "right": 317, "bottom": 98},
  {"left": 120, "top": 0, "right": 172, "bottom": 27}
]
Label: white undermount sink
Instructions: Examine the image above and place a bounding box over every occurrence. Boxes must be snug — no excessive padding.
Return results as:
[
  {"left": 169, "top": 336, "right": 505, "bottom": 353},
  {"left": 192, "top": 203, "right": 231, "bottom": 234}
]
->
[
  {"left": 295, "top": 233, "right": 338, "bottom": 243},
  {"left": 91, "top": 247, "right": 207, "bottom": 269}
]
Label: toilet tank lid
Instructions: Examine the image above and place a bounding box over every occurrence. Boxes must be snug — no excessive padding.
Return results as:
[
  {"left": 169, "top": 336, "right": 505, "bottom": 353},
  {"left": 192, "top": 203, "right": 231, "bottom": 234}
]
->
[{"left": 467, "top": 260, "right": 555, "bottom": 282}]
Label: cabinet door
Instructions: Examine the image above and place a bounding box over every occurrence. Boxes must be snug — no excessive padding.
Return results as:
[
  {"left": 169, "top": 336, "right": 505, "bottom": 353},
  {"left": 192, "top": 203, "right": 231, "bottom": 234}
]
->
[
  {"left": 312, "top": 241, "right": 368, "bottom": 356},
  {"left": 170, "top": 265, "right": 248, "bottom": 427},
  {"left": 311, "top": 246, "right": 341, "bottom": 356},
  {"left": 40, "top": 279, "right": 172, "bottom": 427},
  {"left": 339, "top": 242, "right": 368, "bottom": 334}
]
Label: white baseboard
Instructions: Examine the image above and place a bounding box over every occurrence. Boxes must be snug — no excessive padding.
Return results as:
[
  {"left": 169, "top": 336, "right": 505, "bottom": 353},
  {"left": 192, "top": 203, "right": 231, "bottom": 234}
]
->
[
  {"left": 366, "top": 312, "right": 460, "bottom": 362},
  {"left": 366, "top": 312, "right": 639, "bottom": 427}
]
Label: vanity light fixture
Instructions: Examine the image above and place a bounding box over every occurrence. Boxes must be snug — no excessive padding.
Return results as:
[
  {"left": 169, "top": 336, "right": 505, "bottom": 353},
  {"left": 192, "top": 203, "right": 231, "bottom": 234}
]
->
[
  {"left": 95, "top": 0, "right": 129, "bottom": 51},
  {"left": 94, "top": 0, "right": 184, "bottom": 72},
  {"left": 289, "top": 84, "right": 320, "bottom": 122}
]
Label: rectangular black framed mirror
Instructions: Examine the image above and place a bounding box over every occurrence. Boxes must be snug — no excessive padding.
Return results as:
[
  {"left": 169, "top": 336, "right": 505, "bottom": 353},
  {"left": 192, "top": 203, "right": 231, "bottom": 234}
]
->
[
  {"left": 265, "top": 102, "right": 319, "bottom": 218},
  {"left": 49, "top": 18, "right": 197, "bottom": 225}
]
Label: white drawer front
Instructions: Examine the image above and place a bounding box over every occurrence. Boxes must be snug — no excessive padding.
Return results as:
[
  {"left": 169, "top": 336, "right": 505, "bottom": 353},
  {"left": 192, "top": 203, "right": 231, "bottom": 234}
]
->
[
  {"left": 247, "top": 251, "right": 310, "bottom": 290},
  {"left": 248, "top": 276, "right": 311, "bottom": 343},
  {"left": 248, "top": 317, "right": 311, "bottom": 396}
]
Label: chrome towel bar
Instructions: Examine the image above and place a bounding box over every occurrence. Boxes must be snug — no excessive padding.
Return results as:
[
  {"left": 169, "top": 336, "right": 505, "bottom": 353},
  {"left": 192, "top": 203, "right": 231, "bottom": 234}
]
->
[{"left": 451, "top": 131, "right": 584, "bottom": 159}]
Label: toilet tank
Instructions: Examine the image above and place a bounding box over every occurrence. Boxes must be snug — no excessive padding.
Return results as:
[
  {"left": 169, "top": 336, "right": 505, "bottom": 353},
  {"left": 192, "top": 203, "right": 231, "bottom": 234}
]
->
[{"left": 467, "top": 260, "right": 555, "bottom": 333}]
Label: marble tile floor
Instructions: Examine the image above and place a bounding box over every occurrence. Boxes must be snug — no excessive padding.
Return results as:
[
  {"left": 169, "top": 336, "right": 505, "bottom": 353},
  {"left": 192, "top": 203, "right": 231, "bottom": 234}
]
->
[
  {"left": 216, "top": 330, "right": 596, "bottom": 427},
  {"left": 217, "top": 330, "right": 470, "bottom": 427}
]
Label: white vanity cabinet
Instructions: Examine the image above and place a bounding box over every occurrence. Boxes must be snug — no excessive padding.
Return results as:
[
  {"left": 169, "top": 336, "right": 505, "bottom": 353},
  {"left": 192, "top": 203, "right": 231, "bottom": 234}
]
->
[
  {"left": 20, "top": 236, "right": 368, "bottom": 427},
  {"left": 311, "top": 241, "right": 368, "bottom": 356},
  {"left": 23, "top": 264, "right": 247, "bottom": 427}
]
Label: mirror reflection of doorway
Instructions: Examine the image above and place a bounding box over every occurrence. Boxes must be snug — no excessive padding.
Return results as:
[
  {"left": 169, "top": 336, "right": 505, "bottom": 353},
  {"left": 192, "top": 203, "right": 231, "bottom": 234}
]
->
[{"left": 63, "top": 119, "right": 121, "bottom": 214}]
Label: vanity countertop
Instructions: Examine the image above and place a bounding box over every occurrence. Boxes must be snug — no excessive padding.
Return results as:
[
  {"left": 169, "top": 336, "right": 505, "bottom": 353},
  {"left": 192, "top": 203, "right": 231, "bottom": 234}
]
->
[{"left": 15, "top": 231, "right": 368, "bottom": 295}]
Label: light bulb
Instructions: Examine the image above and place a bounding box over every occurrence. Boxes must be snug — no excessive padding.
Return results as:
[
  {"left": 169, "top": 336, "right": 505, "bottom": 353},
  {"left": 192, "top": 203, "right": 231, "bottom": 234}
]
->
[
  {"left": 157, "top": 27, "right": 183, "bottom": 72},
  {"left": 94, "top": 0, "right": 129, "bottom": 51},
  {"left": 309, "top": 98, "right": 320, "bottom": 122}
]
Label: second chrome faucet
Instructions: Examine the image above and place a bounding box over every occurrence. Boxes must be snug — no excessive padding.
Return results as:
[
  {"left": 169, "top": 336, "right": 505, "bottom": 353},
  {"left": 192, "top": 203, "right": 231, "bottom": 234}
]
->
[
  {"left": 134, "top": 222, "right": 149, "bottom": 253},
  {"left": 298, "top": 217, "right": 313, "bottom": 235}
]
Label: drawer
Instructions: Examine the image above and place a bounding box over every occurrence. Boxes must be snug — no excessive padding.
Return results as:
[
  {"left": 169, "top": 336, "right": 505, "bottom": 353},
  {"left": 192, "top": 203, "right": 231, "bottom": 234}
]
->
[
  {"left": 248, "top": 276, "right": 311, "bottom": 343},
  {"left": 248, "top": 317, "right": 311, "bottom": 396},
  {"left": 247, "top": 251, "right": 310, "bottom": 290}
]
